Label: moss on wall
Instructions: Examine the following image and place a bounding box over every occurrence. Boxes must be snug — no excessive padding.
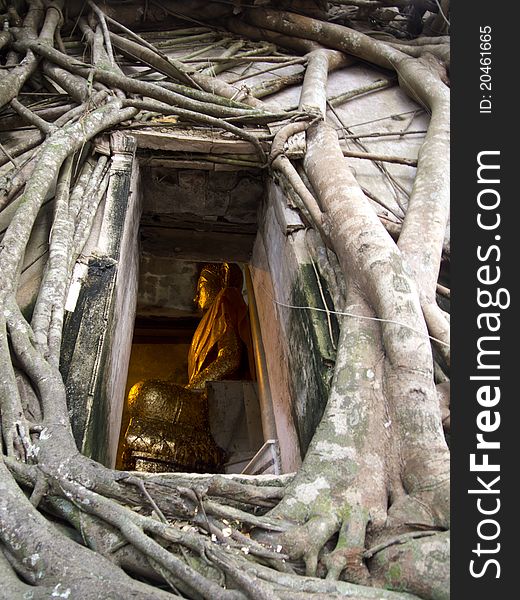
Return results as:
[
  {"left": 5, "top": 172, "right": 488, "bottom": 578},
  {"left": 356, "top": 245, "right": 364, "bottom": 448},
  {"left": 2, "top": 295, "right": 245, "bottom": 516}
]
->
[{"left": 287, "top": 263, "right": 339, "bottom": 455}]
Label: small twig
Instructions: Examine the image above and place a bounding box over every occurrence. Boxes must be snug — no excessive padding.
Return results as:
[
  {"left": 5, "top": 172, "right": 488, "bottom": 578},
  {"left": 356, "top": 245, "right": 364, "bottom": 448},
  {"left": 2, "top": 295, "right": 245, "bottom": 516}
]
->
[
  {"left": 0, "top": 141, "right": 19, "bottom": 167},
  {"left": 285, "top": 77, "right": 394, "bottom": 112},
  {"left": 342, "top": 148, "right": 417, "bottom": 167},
  {"left": 88, "top": 1, "right": 116, "bottom": 66},
  {"left": 345, "top": 108, "right": 426, "bottom": 130},
  {"left": 200, "top": 44, "right": 278, "bottom": 79},
  {"left": 9, "top": 98, "right": 55, "bottom": 135},
  {"left": 179, "top": 39, "right": 223, "bottom": 61},
  {"left": 329, "top": 78, "right": 395, "bottom": 107},
  {"left": 363, "top": 530, "right": 439, "bottom": 559},
  {"left": 228, "top": 57, "right": 307, "bottom": 84},
  {"left": 157, "top": 32, "right": 219, "bottom": 49},
  {"left": 342, "top": 129, "right": 426, "bottom": 140},
  {"left": 122, "top": 475, "right": 168, "bottom": 524},
  {"left": 187, "top": 55, "right": 303, "bottom": 64},
  {"left": 194, "top": 488, "right": 212, "bottom": 534},
  {"left": 399, "top": 109, "right": 419, "bottom": 137}
]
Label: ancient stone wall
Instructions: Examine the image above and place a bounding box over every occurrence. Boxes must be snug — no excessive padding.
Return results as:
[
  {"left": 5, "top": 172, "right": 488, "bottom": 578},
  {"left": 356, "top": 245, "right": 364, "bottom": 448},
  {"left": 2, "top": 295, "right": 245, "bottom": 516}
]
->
[{"left": 251, "top": 178, "right": 342, "bottom": 470}]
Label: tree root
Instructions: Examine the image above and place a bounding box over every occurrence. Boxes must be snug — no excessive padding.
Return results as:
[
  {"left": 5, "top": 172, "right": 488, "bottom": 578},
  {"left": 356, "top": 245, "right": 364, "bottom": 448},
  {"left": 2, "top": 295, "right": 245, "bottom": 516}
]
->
[
  {"left": 324, "top": 509, "right": 371, "bottom": 584},
  {"left": 206, "top": 547, "right": 281, "bottom": 600},
  {"left": 0, "top": 546, "right": 53, "bottom": 600},
  {"left": 231, "top": 554, "right": 424, "bottom": 599},
  {"left": 369, "top": 531, "right": 449, "bottom": 600},
  {"left": 0, "top": 311, "right": 35, "bottom": 460},
  {"left": 0, "top": 4, "right": 450, "bottom": 599},
  {"left": 121, "top": 97, "right": 268, "bottom": 162},
  {"left": 4, "top": 452, "right": 416, "bottom": 598},
  {"left": 0, "top": 460, "right": 182, "bottom": 600},
  {"left": 277, "top": 514, "right": 340, "bottom": 576}
]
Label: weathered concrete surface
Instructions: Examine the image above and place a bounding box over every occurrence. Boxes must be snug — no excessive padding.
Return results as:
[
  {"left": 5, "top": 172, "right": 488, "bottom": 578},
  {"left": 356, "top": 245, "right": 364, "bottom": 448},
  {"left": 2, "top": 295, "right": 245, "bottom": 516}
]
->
[
  {"left": 61, "top": 135, "right": 141, "bottom": 467},
  {"left": 140, "top": 167, "right": 262, "bottom": 230},
  {"left": 250, "top": 179, "right": 341, "bottom": 469},
  {"left": 135, "top": 167, "right": 266, "bottom": 318},
  {"left": 250, "top": 237, "right": 302, "bottom": 474},
  {"left": 101, "top": 143, "right": 143, "bottom": 467},
  {"left": 208, "top": 380, "right": 264, "bottom": 473},
  {"left": 137, "top": 256, "right": 200, "bottom": 318}
]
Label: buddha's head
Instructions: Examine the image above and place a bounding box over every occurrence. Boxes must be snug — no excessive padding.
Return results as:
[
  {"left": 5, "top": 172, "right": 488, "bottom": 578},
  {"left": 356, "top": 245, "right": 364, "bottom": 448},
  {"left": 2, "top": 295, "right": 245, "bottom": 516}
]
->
[{"left": 194, "top": 263, "right": 243, "bottom": 311}]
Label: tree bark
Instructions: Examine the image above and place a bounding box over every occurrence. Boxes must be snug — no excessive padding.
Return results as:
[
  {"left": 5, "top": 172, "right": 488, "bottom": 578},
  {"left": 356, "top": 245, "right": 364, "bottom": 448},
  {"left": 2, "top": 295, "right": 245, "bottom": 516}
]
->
[{"left": 0, "top": 2, "right": 450, "bottom": 598}]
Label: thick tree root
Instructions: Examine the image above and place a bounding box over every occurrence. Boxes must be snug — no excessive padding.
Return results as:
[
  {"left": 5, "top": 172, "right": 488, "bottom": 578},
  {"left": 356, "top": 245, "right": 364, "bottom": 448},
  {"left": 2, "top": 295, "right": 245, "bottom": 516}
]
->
[
  {"left": 0, "top": 3, "right": 450, "bottom": 599},
  {"left": 369, "top": 531, "right": 450, "bottom": 600}
]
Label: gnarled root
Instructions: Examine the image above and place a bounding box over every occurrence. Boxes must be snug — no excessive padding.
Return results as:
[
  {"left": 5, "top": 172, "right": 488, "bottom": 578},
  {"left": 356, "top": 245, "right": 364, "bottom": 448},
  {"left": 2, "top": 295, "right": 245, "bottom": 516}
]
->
[{"left": 369, "top": 531, "right": 450, "bottom": 600}]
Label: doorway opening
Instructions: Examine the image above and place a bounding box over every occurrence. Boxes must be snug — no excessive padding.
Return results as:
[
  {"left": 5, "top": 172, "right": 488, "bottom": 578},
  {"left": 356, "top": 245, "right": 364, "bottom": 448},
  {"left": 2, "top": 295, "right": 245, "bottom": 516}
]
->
[
  {"left": 116, "top": 260, "right": 271, "bottom": 475},
  {"left": 115, "top": 165, "right": 278, "bottom": 475}
]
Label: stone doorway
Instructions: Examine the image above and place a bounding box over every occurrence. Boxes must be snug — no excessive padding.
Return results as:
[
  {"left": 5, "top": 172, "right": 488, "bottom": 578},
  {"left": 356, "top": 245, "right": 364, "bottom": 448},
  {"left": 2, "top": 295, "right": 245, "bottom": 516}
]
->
[{"left": 60, "top": 135, "right": 327, "bottom": 476}]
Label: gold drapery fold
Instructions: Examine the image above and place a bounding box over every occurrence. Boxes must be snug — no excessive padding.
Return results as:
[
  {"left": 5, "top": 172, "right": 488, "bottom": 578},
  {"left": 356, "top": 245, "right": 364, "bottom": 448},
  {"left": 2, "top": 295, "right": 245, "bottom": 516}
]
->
[{"left": 188, "top": 280, "right": 256, "bottom": 386}]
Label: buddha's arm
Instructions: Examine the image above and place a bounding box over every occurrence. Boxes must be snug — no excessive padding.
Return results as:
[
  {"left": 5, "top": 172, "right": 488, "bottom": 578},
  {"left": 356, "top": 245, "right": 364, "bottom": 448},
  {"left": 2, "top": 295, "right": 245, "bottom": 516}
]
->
[{"left": 187, "top": 329, "right": 241, "bottom": 389}]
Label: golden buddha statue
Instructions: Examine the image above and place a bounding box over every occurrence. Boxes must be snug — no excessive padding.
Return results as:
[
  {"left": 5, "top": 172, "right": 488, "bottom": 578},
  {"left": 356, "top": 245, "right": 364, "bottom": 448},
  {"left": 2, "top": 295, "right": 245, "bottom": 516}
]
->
[{"left": 122, "top": 263, "right": 252, "bottom": 474}]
